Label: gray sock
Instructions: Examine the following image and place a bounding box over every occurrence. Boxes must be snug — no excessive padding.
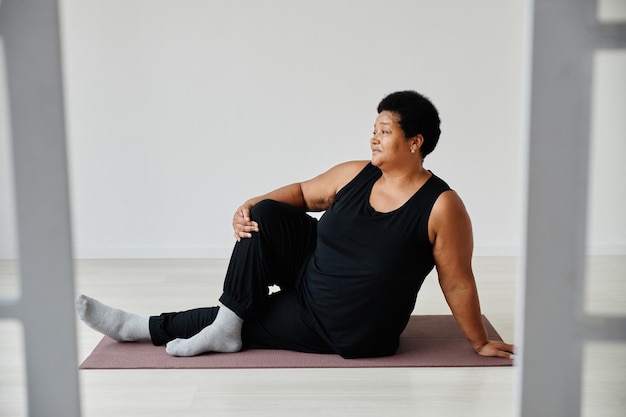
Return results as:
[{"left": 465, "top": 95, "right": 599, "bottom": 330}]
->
[
  {"left": 165, "top": 305, "right": 243, "bottom": 356},
  {"left": 75, "top": 294, "right": 151, "bottom": 342}
]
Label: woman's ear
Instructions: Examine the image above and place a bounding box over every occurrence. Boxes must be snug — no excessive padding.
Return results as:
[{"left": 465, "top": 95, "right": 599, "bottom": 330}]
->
[{"left": 412, "top": 134, "right": 424, "bottom": 151}]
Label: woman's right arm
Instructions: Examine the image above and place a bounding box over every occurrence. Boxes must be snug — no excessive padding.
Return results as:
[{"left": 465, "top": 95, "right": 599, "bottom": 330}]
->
[
  {"left": 232, "top": 183, "right": 306, "bottom": 241},
  {"left": 232, "top": 160, "right": 368, "bottom": 241}
]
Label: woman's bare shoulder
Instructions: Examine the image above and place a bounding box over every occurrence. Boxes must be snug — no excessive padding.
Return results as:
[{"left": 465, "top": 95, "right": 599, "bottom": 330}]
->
[
  {"left": 326, "top": 160, "right": 369, "bottom": 189},
  {"left": 331, "top": 160, "right": 370, "bottom": 176},
  {"left": 300, "top": 160, "right": 369, "bottom": 211}
]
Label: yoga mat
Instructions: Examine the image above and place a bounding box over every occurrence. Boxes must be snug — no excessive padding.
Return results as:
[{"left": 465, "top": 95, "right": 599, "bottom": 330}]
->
[{"left": 80, "top": 315, "right": 512, "bottom": 369}]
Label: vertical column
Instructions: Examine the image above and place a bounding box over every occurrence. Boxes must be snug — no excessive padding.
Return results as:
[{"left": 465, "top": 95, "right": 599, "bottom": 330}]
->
[
  {"left": 517, "top": 0, "right": 592, "bottom": 416},
  {"left": 518, "top": 0, "right": 626, "bottom": 416},
  {"left": 0, "top": 1, "right": 81, "bottom": 417}
]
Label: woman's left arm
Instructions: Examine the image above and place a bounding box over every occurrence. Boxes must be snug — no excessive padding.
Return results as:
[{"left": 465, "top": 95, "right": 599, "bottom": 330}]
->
[{"left": 429, "top": 191, "right": 514, "bottom": 359}]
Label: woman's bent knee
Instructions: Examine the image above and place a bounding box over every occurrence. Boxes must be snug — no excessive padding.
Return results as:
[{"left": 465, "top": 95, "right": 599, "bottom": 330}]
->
[{"left": 250, "top": 199, "right": 300, "bottom": 225}]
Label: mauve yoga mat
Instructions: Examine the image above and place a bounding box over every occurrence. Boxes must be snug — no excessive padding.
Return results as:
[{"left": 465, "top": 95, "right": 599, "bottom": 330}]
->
[{"left": 80, "top": 315, "right": 513, "bottom": 369}]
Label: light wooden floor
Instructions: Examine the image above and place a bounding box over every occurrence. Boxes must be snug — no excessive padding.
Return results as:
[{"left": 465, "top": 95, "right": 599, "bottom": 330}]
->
[{"left": 1, "top": 256, "right": 624, "bottom": 416}]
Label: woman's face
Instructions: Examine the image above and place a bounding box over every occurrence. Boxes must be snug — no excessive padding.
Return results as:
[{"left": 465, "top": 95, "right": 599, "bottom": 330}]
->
[{"left": 370, "top": 111, "right": 412, "bottom": 168}]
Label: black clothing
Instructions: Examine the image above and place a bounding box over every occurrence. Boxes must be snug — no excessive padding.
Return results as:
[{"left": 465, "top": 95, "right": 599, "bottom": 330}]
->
[
  {"left": 304, "top": 163, "right": 450, "bottom": 357},
  {"left": 150, "top": 200, "right": 333, "bottom": 354},
  {"left": 149, "top": 163, "right": 450, "bottom": 358}
]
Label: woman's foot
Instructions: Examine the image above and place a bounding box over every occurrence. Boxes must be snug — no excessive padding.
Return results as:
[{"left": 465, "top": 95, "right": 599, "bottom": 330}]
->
[
  {"left": 166, "top": 306, "right": 243, "bottom": 356},
  {"left": 75, "top": 294, "right": 151, "bottom": 342}
]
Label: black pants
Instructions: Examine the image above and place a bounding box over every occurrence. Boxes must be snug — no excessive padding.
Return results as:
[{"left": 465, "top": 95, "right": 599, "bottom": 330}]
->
[{"left": 149, "top": 200, "right": 333, "bottom": 354}]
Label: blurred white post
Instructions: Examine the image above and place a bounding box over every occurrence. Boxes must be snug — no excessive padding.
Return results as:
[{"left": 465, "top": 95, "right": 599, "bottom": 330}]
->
[
  {"left": 0, "top": 1, "right": 81, "bottom": 416},
  {"left": 518, "top": 0, "right": 626, "bottom": 416}
]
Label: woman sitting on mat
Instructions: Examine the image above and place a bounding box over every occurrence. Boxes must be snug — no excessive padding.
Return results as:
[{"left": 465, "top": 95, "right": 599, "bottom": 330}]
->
[{"left": 77, "top": 90, "right": 514, "bottom": 360}]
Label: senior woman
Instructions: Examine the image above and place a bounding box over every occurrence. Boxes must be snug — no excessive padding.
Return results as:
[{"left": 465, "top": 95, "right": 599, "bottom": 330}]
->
[{"left": 77, "top": 90, "right": 514, "bottom": 359}]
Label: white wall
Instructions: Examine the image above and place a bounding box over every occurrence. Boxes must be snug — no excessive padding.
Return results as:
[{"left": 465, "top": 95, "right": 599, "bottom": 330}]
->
[{"left": 0, "top": 0, "right": 622, "bottom": 259}]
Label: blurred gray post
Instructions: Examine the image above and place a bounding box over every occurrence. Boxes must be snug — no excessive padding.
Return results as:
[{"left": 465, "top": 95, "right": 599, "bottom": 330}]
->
[
  {"left": 518, "top": 1, "right": 626, "bottom": 416},
  {"left": 0, "top": 1, "right": 81, "bottom": 417}
]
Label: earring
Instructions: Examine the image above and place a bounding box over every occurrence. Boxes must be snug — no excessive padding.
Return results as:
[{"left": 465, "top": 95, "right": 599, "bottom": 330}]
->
[{"left": 411, "top": 149, "right": 415, "bottom": 154}]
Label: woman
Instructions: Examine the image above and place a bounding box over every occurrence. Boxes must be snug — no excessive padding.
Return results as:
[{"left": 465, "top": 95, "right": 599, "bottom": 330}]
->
[{"left": 77, "top": 90, "right": 514, "bottom": 359}]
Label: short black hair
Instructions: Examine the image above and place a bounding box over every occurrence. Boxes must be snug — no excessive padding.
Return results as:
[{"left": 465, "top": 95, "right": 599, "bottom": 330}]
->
[{"left": 377, "top": 90, "right": 441, "bottom": 158}]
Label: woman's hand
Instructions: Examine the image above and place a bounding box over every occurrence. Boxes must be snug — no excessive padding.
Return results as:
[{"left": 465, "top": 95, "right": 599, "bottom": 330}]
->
[
  {"left": 233, "top": 202, "right": 259, "bottom": 241},
  {"left": 475, "top": 340, "right": 515, "bottom": 359}
]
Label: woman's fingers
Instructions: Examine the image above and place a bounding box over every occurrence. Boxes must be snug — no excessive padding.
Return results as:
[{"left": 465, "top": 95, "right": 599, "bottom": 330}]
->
[
  {"left": 235, "top": 223, "right": 259, "bottom": 239},
  {"left": 477, "top": 341, "right": 515, "bottom": 359},
  {"left": 232, "top": 205, "right": 259, "bottom": 241}
]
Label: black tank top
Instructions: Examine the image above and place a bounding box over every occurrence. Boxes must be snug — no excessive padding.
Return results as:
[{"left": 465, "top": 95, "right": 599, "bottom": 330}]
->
[{"left": 303, "top": 162, "right": 451, "bottom": 358}]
